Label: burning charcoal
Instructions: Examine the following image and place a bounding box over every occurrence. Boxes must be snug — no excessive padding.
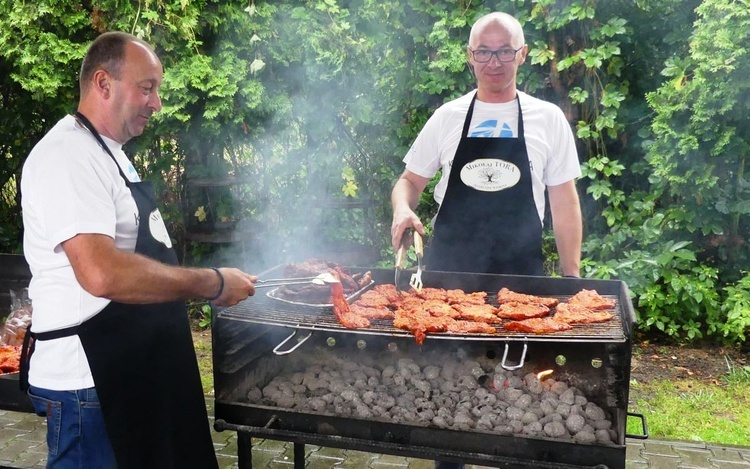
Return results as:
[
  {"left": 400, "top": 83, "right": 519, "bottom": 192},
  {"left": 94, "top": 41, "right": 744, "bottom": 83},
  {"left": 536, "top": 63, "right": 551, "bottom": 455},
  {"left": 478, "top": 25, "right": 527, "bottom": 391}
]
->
[
  {"left": 596, "top": 429, "right": 613, "bottom": 444},
  {"left": 556, "top": 402, "right": 572, "bottom": 418},
  {"left": 393, "top": 374, "right": 407, "bottom": 386},
  {"left": 540, "top": 399, "right": 556, "bottom": 416},
  {"left": 523, "top": 373, "right": 544, "bottom": 394},
  {"left": 521, "top": 411, "right": 539, "bottom": 425},
  {"left": 457, "top": 375, "right": 479, "bottom": 390},
  {"left": 514, "top": 394, "right": 532, "bottom": 409},
  {"left": 453, "top": 410, "right": 474, "bottom": 430},
  {"left": 462, "top": 360, "right": 485, "bottom": 379},
  {"left": 379, "top": 394, "right": 396, "bottom": 410},
  {"left": 397, "top": 358, "right": 421, "bottom": 376},
  {"left": 593, "top": 419, "right": 612, "bottom": 430},
  {"left": 412, "top": 378, "right": 431, "bottom": 396},
  {"left": 432, "top": 416, "right": 449, "bottom": 428},
  {"left": 362, "top": 390, "right": 376, "bottom": 405},
  {"left": 523, "top": 421, "right": 543, "bottom": 436},
  {"left": 494, "top": 424, "right": 514, "bottom": 436},
  {"left": 290, "top": 372, "right": 304, "bottom": 385},
  {"left": 584, "top": 403, "right": 606, "bottom": 421},
  {"left": 559, "top": 388, "right": 576, "bottom": 405},
  {"left": 565, "top": 414, "right": 586, "bottom": 433},
  {"left": 417, "top": 408, "right": 435, "bottom": 422},
  {"left": 550, "top": 380, "right": 568, "bottom": 395},
  {"left": 476, "top": 414, "right": 494, "bottom": 431},
  {"left": 382, "top": 365, "right": 396, "bottom": 379},
  {"left": 506, "top": 406, "right": 524, "bottom": 421},
  {"left": 353, "top": 403, "right": 373, "bottom": 419},
  {"left": 575, "top": 395, "right": 588, "bottom": 406},
  {"left": 246, "top": 387, "right": 262, "bottom": 402},
  {"left": 341, "top": 389, "right": 359, "bottom": 402},
  {"left": 475, "top": 389, "right": 497, "bottom": 406},
  {"left": 544, "top": 421, "right": 567, "bottom": 438},
  {"left": 574, "top": 429, "right": 597, "bottom": 444},
  {"left": 307, "top": 397, "right": 327, "bottom": 412},
  {"left": 504, "top": 388, "right": 524, "bottom": 403},
  {"left": 509, "top": 419, "right": 524, "bottom": 434},
  {"left": 423, "top": 365, "right": 440, "bottom": 380}
]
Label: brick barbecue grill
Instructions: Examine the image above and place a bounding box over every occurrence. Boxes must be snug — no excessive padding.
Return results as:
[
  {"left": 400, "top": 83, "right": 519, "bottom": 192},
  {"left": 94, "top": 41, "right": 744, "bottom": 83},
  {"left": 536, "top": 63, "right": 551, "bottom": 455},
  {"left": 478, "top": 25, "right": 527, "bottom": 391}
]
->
[{"left": 212, "top": 267, "right": 647, "bottom": 469}]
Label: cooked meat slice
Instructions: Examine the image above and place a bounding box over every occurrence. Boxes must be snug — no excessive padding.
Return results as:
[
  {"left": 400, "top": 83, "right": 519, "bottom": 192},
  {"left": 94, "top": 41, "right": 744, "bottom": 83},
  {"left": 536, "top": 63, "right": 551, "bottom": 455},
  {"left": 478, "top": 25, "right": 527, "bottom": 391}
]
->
[
  {"left": 445, "top": 289, "right": 488, "bottom": 305},
  {"left": 414, "top": 287, "right": 448, "bottom": 302},
  {"left": 503, "top": 317, "right": 573, "bottom": 334},
  {"left": 393, "top": 295, "right": 426, "bottom": 311},
  {"left": 0, "top": 345, "right": 21, "bottom": 374},
  {"left": 497, "top": 287, "right": 559, "bottom": 307},
  {"left": 350, "top": 304, "right": 395, "bottom": 320},
  {"left": 354, "top": 289, "right": 391, "bottom": 308},
  {"left": 554, "top": 303, "right": 613, "bottom": 324},
  {"left": 422, "top": 299, "right": 461, "bottom": 318},
  {"left": 371, "top": 284, "right": 403, "bottom": 304},
  {"left": 568, "top": 289, "right": 616, "bottom": 310},
  {"left": 393, "top": 308, "right": 452, "bottom": 345},
  {"left": 452, "top": 303, "right": 498, "bottom": 323},
  {"left": 331, "top": 281, "right": 370, "bottom": 329},
  {"left": 446, "top": 321, "right": 497, "bottom": 334},
  {"left": 496, "top": 302, "right": 550, "bottom": 320}
]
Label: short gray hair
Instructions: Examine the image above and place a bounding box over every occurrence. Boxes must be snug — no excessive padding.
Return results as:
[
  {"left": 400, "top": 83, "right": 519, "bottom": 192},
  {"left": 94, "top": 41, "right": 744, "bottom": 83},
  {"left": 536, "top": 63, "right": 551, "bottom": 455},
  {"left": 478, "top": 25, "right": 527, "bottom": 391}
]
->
[{"left": 469, "top": 12, "right": 525, "bottom": 48}]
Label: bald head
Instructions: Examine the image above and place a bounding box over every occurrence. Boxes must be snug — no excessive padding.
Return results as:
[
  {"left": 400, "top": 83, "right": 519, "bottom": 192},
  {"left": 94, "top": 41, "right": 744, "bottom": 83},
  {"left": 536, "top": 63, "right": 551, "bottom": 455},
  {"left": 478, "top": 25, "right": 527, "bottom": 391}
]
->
[
  {"left": 79, "top": 32, "right": 156, "bottom": 97},
  {"left": 469, "top": 12, "right": 525, "bottom": 49}
]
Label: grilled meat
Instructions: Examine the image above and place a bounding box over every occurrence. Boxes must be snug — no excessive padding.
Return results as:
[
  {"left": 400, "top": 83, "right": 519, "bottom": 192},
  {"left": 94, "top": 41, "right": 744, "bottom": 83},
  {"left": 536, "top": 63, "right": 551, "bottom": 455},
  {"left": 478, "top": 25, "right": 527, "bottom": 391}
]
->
[
  {"left": 446, "top": 289, "right": 488, "bottom": 305},
  {"left": 554, "top": 303, "right": 613, "bottom": 324},
  {"left": 331, "top": 281, "right": 370, "bottom": 329},
  {"left": 497, "top": 287, "right": 559, "bottom": 308},
  {"left": 0, "top": 345, "right": 21, "bottom": 374},
  {"left": 568, "top": 289, "right": 616, "bottom": 311},
  {"left": 350, "top": 304, "right": 395, "bottom": 320},
  {"left": 393, "top": 309, "right": 453, "bottom": 345},
  {"left": 503, "top": 317, "right": 573, "bottom": 334},
  {"left": 496, "top": 302, "right": 550, "bottom": 320},
  {"left": 451, "top": 303, "right": 498, "bottom": 323},
  {"left": 446, "top": 320, "right": 497, "bottom": 334}
]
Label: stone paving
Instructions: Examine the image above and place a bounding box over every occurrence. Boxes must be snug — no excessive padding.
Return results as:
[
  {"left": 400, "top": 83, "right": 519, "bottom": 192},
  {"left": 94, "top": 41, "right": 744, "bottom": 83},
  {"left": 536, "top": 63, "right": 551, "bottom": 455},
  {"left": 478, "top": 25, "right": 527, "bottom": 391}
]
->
[{"left": 2, "top": 398, "right": 750, "bottom": 468}]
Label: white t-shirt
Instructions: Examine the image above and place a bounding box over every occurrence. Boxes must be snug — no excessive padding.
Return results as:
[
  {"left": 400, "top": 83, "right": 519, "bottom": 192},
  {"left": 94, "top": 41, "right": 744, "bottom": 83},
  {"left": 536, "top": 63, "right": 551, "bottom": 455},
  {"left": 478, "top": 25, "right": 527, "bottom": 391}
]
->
[
  {"left": 404, "top": 90, "right": 581, "bottom": 223},
  {"left": 21, "top": 114, "right": 141, "bottom": 390}
]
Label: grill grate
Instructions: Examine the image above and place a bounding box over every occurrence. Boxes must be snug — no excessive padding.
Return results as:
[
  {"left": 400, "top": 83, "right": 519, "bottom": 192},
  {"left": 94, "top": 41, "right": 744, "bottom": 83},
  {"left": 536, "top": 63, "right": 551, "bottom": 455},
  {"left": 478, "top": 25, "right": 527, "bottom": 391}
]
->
[{"left": 219, "top": 288, "right": 626, "bottom": 343}]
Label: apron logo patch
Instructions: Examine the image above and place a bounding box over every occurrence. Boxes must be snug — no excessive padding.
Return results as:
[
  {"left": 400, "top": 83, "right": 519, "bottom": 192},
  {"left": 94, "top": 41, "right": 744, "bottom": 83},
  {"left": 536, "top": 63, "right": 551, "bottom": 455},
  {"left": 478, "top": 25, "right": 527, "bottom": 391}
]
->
[
  {"left": 148, "top": 209, "right": 173, "bottom": 248},
  {"left": 460, "top": 158, "right": 520, "bottom": 192}
]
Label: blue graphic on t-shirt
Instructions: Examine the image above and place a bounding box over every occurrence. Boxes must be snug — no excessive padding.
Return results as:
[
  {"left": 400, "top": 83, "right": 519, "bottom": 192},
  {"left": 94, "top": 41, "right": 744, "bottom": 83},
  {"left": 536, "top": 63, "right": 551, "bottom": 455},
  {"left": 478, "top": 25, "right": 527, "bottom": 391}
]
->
[
  {"left": 128, "top": 163, "right": 141, "bottom": 182},
  {"left": 470, "top": 120, "right": 514, "bottom": 138},
  {"left": 470, "top": 120, "right": 498, "bottom": 137},
  {"left": 499, "top": 123, "right": 514, "bottom": 138}
]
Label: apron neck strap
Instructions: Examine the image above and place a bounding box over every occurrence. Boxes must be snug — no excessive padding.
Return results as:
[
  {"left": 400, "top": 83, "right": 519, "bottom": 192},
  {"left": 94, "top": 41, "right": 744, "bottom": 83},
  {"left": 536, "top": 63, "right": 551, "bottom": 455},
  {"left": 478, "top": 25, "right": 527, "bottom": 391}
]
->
[{"left": 73, "top": 111, "right": 131, "bottom": 185}]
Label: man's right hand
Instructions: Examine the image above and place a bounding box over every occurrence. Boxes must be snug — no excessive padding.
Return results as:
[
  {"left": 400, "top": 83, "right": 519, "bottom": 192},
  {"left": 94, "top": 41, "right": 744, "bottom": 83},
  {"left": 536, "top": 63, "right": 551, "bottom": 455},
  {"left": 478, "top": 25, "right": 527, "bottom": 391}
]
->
[{"left": 210, "top": 268, "right": 257, "bottom": 307}]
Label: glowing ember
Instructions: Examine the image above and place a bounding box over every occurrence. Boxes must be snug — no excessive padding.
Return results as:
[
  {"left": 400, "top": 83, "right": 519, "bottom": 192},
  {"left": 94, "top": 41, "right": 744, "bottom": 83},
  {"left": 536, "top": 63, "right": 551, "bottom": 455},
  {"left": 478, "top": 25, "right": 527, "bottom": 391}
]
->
[{"left": 536, "top": 369, "right": 554, "bottom": 380}]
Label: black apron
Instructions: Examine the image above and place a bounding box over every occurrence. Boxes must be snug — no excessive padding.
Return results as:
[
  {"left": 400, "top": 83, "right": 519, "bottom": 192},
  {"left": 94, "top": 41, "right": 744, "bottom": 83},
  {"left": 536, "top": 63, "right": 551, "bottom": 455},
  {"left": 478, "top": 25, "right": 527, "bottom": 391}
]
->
[
  {"left": 20, "top": 112, "right": 218, "bottom": 469},
  {"left": 425, "top": 92, "right": 544, "bottom": 275}
]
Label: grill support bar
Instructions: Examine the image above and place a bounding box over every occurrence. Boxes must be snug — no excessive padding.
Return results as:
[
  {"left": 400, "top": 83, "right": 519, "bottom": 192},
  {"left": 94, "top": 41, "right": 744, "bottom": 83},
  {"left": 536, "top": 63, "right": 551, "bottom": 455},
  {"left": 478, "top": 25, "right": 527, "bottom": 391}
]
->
[{"left": 214, "top": 419, "right": 614, "bottom": 469}]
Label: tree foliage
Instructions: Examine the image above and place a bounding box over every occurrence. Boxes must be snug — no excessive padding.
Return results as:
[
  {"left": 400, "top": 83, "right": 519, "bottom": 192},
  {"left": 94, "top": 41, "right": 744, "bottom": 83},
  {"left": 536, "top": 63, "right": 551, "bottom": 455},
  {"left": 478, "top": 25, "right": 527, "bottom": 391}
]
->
[{"left": 1, "top": 0, "right": 749, "bottom": 344}]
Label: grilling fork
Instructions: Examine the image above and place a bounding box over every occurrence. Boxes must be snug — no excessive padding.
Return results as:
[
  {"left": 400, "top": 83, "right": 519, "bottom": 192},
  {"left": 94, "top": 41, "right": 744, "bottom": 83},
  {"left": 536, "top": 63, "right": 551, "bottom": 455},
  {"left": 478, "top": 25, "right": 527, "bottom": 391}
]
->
[{"left": 409, "top": 231, "right": 424, "bottom": 292}]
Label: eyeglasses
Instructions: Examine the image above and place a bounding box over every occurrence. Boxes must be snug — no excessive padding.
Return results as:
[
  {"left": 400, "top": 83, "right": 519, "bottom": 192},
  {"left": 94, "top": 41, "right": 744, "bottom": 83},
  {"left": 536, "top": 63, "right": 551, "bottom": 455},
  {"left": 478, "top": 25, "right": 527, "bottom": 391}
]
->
[{"left": 469, "top": 47, "right": 523, "bottom": 63}]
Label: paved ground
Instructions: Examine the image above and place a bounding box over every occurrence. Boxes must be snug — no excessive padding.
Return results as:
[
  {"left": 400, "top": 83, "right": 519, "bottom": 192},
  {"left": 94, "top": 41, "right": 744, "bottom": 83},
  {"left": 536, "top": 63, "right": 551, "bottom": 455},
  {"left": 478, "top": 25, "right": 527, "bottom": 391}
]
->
[{"left": 2, "top": 398, "right": 750, "bottom": 468}]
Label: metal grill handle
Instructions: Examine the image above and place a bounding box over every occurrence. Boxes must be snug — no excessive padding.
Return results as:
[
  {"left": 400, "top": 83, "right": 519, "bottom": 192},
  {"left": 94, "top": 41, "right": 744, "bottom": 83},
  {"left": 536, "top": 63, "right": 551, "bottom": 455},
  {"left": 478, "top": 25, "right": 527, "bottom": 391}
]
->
[
  {"left": 272, "top": 329, "right": 312, "bottom": 355},
  {"left": 500, "top": 341, "right": 528, "bottom": 370}
]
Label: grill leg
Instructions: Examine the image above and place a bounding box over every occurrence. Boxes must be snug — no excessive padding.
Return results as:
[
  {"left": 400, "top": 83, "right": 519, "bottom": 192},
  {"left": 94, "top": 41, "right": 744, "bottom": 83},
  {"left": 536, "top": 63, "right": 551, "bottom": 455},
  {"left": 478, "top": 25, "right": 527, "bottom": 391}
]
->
[
  {"left": 294, "top": 443, "right": 305, "bottom": 469},
  {"left": 237, "top": 431, "right": 253, "bottom": 469}
]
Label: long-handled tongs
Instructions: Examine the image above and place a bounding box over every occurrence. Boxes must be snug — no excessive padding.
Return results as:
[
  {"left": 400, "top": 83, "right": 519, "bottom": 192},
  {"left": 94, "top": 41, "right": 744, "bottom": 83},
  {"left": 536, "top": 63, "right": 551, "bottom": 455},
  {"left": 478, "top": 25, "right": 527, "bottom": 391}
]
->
[
  {"left": 255, "top": 272, "right": 339, "bottom": 288},
  {"left": 395, "top": 231, "right": 410, "bottom": 293},
  {"left": 409, "top": 231, "right": 424, "bottom": 292}
]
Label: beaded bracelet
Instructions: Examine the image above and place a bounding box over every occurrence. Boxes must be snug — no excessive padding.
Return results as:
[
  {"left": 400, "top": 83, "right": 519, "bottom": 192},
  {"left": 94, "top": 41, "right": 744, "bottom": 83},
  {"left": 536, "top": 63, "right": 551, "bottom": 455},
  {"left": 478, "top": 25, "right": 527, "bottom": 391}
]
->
[{"left": 208, "top": 267, "right": 224, "bottom": 300}]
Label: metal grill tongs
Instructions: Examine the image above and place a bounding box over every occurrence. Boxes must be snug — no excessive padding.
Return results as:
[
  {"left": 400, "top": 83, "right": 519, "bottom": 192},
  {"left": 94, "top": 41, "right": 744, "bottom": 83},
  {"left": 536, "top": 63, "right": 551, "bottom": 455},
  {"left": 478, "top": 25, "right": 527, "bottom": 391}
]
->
[
  {"left": 254, "top": 272, "right": 339, "bottom": 288},
  {"left": 395, "top": 232, "right": 409, "bottom": 294},
  {"left": 409, "top": 231, "right": 424, "bottom": 292}
]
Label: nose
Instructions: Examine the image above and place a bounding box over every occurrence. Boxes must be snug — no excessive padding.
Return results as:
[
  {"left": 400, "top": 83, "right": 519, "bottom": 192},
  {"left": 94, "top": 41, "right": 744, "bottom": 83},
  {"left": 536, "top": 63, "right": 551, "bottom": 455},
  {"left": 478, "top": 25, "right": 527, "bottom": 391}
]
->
[{"left": 150, "top": 90, "right": 162, "bottom": 112}]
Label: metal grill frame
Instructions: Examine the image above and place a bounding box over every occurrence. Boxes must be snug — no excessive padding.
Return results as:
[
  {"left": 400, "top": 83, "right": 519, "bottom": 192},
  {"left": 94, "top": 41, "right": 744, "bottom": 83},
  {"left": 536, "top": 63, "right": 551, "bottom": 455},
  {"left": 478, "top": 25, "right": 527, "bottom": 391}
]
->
[{"left": 212, "top": 267, "right": 639, "bottom": 469}]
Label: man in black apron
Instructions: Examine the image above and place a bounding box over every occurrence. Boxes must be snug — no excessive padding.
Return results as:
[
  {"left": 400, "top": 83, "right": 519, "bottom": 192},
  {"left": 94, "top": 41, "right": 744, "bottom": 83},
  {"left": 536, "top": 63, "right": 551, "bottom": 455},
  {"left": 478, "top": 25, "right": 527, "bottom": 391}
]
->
[
  {"left": 390, "top": 12, "right": 582, "bottom": 469},
  {"left": 20, "top": 32, "right": 257, "bottom": 468}
]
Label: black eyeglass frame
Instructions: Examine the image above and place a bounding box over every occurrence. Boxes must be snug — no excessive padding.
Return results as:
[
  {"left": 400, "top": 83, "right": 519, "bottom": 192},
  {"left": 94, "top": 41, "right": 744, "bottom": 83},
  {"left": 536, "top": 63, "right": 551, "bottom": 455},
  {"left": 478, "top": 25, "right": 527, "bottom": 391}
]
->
[{"left": 468, "top": 46, "right": 524, "bottom": 63}]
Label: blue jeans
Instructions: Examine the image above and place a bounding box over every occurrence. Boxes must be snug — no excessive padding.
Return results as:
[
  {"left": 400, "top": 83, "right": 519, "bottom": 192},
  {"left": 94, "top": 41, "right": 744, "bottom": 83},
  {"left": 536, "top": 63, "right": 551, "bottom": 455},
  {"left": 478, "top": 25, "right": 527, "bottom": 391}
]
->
[{"left": 28, "top": 386, "right": 116, "bottom": 469}]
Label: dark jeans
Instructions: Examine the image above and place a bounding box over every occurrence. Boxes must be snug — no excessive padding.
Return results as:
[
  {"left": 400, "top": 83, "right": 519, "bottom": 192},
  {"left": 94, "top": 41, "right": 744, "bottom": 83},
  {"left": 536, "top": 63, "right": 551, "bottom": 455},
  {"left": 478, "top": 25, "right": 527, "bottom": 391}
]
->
[
  {"left": 436, "top": 462, "right": 466, "bottom": 469},
  {"left": 28, "top": 385, "right": 116, "bottom": 469}
]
